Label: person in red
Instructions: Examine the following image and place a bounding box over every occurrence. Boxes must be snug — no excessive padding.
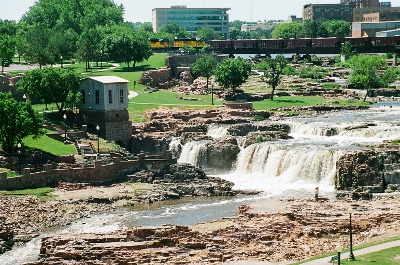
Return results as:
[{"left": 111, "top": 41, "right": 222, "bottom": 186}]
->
[{"left": 315, "top": 187, "right": 319, "bottom": 202}]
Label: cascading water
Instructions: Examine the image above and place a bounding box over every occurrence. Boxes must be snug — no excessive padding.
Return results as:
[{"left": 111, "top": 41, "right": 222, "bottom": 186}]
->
[
  {"left": 168, "top": 137, "right": 182, "bottom": 158},
  {"left": 177, "top": 140, "right": 209, "bottom": 167},
  {"left": 221, "top": 141, "right": 344, "bottom": 197},
  {"left": 206, "top": 124, "right": 229, "bottom": 138},
  {"left": 4, "top": 102, "right": 400, "bottom": 264}
]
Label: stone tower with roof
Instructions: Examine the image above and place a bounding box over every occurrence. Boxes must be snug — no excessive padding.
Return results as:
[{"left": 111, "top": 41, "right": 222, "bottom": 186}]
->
[{"left": 78, "top": 76, "right": 132, "bottom": 148}]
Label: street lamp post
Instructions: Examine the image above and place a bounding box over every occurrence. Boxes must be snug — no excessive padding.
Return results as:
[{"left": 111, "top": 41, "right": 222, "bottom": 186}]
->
[
  {"left": 60, "top": 55, "right": 63, "bottom": 68},
  {"left": 336, "top": 244, "right": 343, "bottom": 265},
  {"left": 96, "top": 125, "right": 100, "bottom": 157},
  {"left": 211, "top": 84, "right": 214, "bottom": 105},
  {"left": 17, "top": 143, "right": 21, "bottom": 173},
  {"left": 63, "top": 114, "right": 67, "bottom": 144},
  {"left": 348, "top": 207, "right": 356, "bottom": 261},
  {"left": 100, "top": 50, "right": 103, "bottom": 69}
]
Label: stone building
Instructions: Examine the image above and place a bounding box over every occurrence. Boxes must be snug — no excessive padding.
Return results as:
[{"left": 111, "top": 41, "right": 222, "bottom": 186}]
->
[{"left": 78, "top": 76, "right": 132, "bottom": 147}]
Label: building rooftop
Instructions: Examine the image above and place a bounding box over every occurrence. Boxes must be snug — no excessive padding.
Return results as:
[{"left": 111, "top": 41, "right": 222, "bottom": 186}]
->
[{"left": 87, "top": 76, "right": 130, "bottom": 84}]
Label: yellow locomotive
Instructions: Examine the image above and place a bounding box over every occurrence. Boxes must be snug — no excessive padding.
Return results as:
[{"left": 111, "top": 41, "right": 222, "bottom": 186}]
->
[{"left": 149, "top": 37, "right": 208, "bottom": 49}]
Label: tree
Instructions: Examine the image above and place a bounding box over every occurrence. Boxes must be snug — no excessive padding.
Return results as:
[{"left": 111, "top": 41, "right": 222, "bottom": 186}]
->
[
  {"left": 18, "top": 67, "right": 82, "bottom": 112},
  {"left": 0, "top": 19, "right": 17, "bottom": 36},
  {"left": 348, "top": 55, "right": 387, "bottom": 101},
  {"left": 159, "top": 23, "right": 190, "bottom": 38},
  {"left": 77, "top": 27, "right": 103, "bottom": 71},
  {"left": 255, "top": 55, "right": 287, "bottom": 100},
  {"left": 215, "top": 57, "right": 251, "bottom": 95},
  {"left": 340, "top": 41, "right": 355, "bottom": 60},
  {"left": 271, "top": 22, "right": 303, "bottom": 39},
  {"left": 191, "top": 56, "right": 218, "bottom": 89},
  {"left": 21, "top": 0, "right": 125, "bottom": 66},
  {"left": 196, "top": 27, "right": 216, "bottom": 41},
  {"left": 104, "top": 26, "right": 153, "bottom": 68},
  {"left": 0, "top": 35, "right": 16, "bottom": 72},
  {"left": 297, "top": 19, "right": 328, "bottom": 38},
  {"left": 229, "top": 27, "right": 241, "bottom": 40},
  {"left": 49, "top": 29, "right": 78, "bottom": 64},
  {"left": 23, "top": 24, "right": 54, "bottom": 68},
  {"left": 0, "top": 92, "right": 44, "bottom": 153},
  {"left": 323, "top": 20, "right": 351, "bottom": 38}
]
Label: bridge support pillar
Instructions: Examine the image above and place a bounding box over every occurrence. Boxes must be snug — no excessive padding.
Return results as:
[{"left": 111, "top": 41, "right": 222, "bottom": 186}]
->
[{"left": 393, "top": 53, "right": 398, "bottom": 66}]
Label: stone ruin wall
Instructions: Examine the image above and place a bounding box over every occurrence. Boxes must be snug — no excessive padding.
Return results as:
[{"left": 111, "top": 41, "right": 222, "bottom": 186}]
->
[
  {"left": 138, "top": 67, "right": 176, "bottom": 89},
  {"left": 138, "top": 55, "right": 228, "bottom": 89},
  {"left": 0, "top": 154, "right": 176, "bottom": 191},
  {"left": 0, "top": 73, "right": 25, "bottom": 100}
]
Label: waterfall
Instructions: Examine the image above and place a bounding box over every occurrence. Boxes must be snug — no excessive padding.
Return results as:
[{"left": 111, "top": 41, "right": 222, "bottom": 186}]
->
[
  {"left": 221, "top": 141, "right": 344, "bottom": 196},
  {"left": 289, "top": 120, "right": 400, "bottom": 142},
  {"left": 289, "top": 121, "right": 339, "bottom": 137},
  {"left": 207, "top": 124, "right": 229, "bottom": 138},
  {"left": 177, "top": 140, "right": 209, "bottom": 167},
  {"left": 338, "top": 124, "right": 400, "bottom": 140},
  {"left": 168, "top": 137, "right": 182, "bottom": 158}
]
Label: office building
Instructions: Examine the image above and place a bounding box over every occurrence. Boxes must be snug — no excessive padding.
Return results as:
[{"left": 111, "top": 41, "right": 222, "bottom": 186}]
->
[
  {"left": 353, "top": 6, "right": 400, "bottom": 21},
  {"left": 152, "top": 6, "right": 230, "bottom": 38},
  {"left": 303, "top": 4, "right": 355, "bottom": 22},
  {"left": 340, "top": 0, "right": 380, "bottom": 8}
]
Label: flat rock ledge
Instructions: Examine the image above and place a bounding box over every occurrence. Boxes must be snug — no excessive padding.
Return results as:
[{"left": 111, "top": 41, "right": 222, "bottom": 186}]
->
[{"left": 24, "top": 196, "right": 400, "bottom": 264}]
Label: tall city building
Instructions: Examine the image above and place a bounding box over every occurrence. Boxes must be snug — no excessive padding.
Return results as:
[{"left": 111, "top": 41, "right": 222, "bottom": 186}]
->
[
  {"left": 340, "top": 0, "right": 380, "bottom": 8},
  {"left": 152, "top": 6, "right": 230, "bottom": 38},
  {"left": 303, "top": 4, "right": 354, "bottom": 21}
]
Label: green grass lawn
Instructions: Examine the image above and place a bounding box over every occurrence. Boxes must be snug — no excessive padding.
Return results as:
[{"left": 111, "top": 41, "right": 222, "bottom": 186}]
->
[
  {"left": 23, "top": 134, "right": 76, "bottom": 156},
  {"left": 338, "top": 246, "right": 400, "bottom": 264},
  {"left": 0, "top": 187, "right": 56, "bottom": 199}
]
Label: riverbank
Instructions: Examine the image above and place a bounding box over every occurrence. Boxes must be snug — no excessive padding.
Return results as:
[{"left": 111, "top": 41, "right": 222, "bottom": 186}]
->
[{"left": 6, "top": 185, "right": 400, "bottom": 264}]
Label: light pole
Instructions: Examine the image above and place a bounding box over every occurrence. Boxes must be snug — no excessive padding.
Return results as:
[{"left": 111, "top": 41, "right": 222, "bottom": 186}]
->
[
  {"left": 336, "top": 244, "right": 343, "bottom": 265},
  {"left": 17, "top": 143, "right": 21, "bottom": 173},
  {"left": 348, "top": 207, "right": 356, "bottom": 261},
  {"left": 63, "top": 114, "right": 67, "bottom": 144},
  {"left": 211, "top": 84, "right": 214, "bottom": 105},
  {"left": 23, "top": 94, "right": 27, "bottom": 101},
  {"left": 96, "top": 125, "right": 100, "bottom": 157},
  {"left": 60, "top": 55, "right": 63, "bottom": 68},
  {"left": 100, "top": 50, "right": 103, "bottom": 69}
]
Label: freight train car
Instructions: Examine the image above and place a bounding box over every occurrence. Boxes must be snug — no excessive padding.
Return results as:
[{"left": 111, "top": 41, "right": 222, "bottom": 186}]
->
[
  {"left": 208, "top": 36, "right": 400, "bottom": 53},
  {"left": 149, "top": 38, "right": 170, "bottom": 49}
]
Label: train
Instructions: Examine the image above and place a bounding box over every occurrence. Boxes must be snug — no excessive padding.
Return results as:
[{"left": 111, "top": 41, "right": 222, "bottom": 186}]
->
[
  {"left": 207, "top": 36, "right": 400, "bottom": 51},
  {"left": 149, "top": 37, "right": 208, "bottom": 49},
  {"left": 149, "top": 36, "right": 400, "bottom": 53}
]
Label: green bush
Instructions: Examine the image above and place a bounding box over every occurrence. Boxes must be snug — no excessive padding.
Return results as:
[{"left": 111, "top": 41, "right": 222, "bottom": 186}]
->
[{"left": 322, "top": 83, "right": 340, "bottom": 89}]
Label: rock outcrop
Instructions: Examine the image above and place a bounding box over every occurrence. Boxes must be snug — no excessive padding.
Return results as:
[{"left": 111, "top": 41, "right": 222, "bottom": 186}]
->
[
  {"left": 336, "top": 150, "right": 400, "bottom": 193},
  {"left": 25, "top": 197, "right": 400, "bottom": 264},
  {"left": 128, "top": 164, "right": 236, "bottom": 199},
  {"left": 206, "top": 136, "right": 240, "bottom": 171}
]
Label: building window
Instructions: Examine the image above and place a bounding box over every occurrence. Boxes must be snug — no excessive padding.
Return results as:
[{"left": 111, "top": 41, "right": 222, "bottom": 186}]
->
[
  {"left": 120, "top": 89, "right": 124, "bottom": 103},
  {"left": 81, "top": 90, "right": 85, "bottom": 104},
  {"left": 108, "top": 90, "right": 112, "bottom": 104},
  {"left": 95, "top": 90, "right": 100, "bottom": 104}
]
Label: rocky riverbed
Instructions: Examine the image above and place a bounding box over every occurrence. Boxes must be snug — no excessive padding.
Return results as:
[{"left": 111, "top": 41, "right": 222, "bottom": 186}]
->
[
  {"left": 0, "top": 164, "right": 236, "bottom": 257},
  {"left": 19, "top": 194, "right": 400, "bottom": 264}
]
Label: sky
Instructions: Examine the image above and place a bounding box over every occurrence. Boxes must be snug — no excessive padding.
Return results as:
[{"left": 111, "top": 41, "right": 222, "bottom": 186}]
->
[{"left": 2, "top": 0, "right": 400, "bottom": 23}]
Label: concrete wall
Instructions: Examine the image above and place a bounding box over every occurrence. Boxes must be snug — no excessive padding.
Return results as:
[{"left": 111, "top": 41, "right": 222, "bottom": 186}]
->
[{"left": 0, "top": 153, "right": 177, "bottom": 191}]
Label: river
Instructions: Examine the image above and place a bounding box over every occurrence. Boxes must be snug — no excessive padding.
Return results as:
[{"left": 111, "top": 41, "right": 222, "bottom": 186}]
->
[{"left": 2, "top": 101, "right": 400, "bottom": 264}]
